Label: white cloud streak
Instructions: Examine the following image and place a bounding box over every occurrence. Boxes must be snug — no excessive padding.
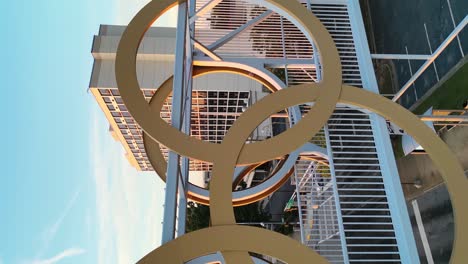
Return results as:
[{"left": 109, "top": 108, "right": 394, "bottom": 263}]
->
[
  {"left": 90, "top": 104, "right": 165, "bottom": 264},
  {"left": 89, "top": 2, "right": 172, "bottom": 260},
  {"left": 32, "top": 189, "right": 81, "bottom": 261},
  {"left": 44, "top": 190, "right": 81, "bottom": 243},
  {"left": 30, "top": 248, "right": 85, "bottom": 264}
]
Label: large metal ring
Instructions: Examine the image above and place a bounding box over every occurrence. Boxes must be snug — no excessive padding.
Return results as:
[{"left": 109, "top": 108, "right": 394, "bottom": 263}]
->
[
  {"left": 115, "top": 0, "right": 468, "bottom": 263},
  {"left": 115, "top": 0, "right": 342, "bottom": 165},
  {"left": 137, "top": 225, "right": 329, "bottom": 263},
  {"left": 143, "top": 68, "right": 327, "bottom": 206},
  {"left": 207, "top": 85, "right": 468, "bottom": 262}
]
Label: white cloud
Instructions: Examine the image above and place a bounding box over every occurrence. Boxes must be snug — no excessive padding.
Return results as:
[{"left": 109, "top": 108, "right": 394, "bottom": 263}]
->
[
  {"left": 31, "top": 189, "right": 81, "bottom": 261},
  {"left": 42, "top": 190, "right": 80, "bottom": 244},
  {"left": 90, "top": 104, "right": 165, "bottom": 264},
  {"left": 30, "top": 248, "right": 85, "bottom": 264},
  {"left": 19, "top": 190, "right": 82, "bottom": 264}
]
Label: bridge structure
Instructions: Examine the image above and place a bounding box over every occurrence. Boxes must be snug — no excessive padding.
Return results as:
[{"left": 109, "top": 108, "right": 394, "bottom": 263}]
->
[
  {"left": 152, "top": 1, "right": 420, "bottom": 263},
  {"left": 89, "top": 0, "right": 468, "bottom": 263}
]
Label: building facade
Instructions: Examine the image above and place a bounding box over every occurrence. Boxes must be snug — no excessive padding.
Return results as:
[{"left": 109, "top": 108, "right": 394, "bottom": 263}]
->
[{"left": 90, "top": 25, "right": 272, "bottom": 175}]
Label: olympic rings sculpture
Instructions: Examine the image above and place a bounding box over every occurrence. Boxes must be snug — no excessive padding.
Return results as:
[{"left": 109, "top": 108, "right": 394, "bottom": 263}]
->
[
  {"left": 143, "top": 68, "right": 326, "bottom": 206},
  {"left": 115, "top": 0, "right": 468, "bottom": 263}
]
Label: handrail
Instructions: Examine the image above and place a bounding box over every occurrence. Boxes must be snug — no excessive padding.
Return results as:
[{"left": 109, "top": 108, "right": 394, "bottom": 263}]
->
[{"left": 392, "top": 15, "right": 468, "bottom": 102}]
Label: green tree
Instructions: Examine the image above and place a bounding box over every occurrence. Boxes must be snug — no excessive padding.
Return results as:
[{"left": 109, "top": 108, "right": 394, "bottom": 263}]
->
[
  {"left": 186, "top": 201, "right": 210, "bottom": 233},
  {"left": 274, "top": 223, "right": 294, "bottom": 236},
  {"left": 234, "top": 202, "right": 271, "bottom": 224},
  {"left": 185, "top": 201, "right": 271, "bottom": 232}
]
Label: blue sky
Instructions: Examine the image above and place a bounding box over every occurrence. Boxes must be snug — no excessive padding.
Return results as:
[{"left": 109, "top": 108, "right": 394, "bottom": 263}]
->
[{"left": 1, "top": 1, "right": 176, "bottom": 263}]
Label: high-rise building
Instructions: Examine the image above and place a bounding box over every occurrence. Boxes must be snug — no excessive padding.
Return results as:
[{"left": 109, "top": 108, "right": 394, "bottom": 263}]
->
[{"left": 89, "top": 25, "right": 272, "bottom": 175}]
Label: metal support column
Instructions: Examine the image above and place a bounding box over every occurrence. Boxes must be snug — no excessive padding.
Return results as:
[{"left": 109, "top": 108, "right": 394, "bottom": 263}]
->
[
  {"left": 423, "top": 23, "right": 440, "bottom": 82},
  {"left": 162, "top": 0, "right": 188, "bottom": 244},
  {"left": 294, "top": 180, "right": 306, "bottom": 244},
  {"left": 446, "top": 0, "right": 465, "bottom": 57},
  {"left": 393, "top": 16, "right": 468, "bottom": 102},
  {"left": 324, "top": 126, "right": 350, "bottom": 264},
  {"left": 405, "top": 46, "right": 418, "bottom": 101},
  {"left": 412, "top": 200, "right": 435, "bottom": 264},
  {"left": 279, "top": 16, "right": 290, "bottom": 86},
  {"left": 348, "top": 0, "right": 420, "bottom": 263},
  {"left": 176, "top": 0, "right": 196, "bottom": 237}
]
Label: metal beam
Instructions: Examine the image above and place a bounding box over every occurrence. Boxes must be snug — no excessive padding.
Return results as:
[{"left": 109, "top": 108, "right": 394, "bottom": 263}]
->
[
  {"left": 189, "top": 0, "right": 223, "bottom": 24},
  {"left": 446, "top": 0, "right": 465, "bottom": 57},
  {"left": 423, "top": 23, "right": 440, "bottom": 82},
  {"left": 393, "top": 15, "right": 468, "bottom": 102},
  {"left": 348, "top": 1, "right": 420, "bottom": 262},
  {"left": 412, "top": 200, "right": 435, "bottom": 264},
  {"left": 293, "top": 167, "right": 306, "bottom": 244},
  {"left": 176, "top": 0, "right": 196, "bottom": 238},
  {"left": 193, "top": 56, "right": 316, "bottom": 69},
  {"left": 419, "top": 115, "right": 468, "bottom": 122},
  {"left": 162, "top": 1, "right": 187, "bottom": 244},
  {"left": 266, "top": 63, "right": 316, "bottom": 69},
  {"left": 193, "top": 40, "right": 222, "bottom": 61},
  {"left": 279, "top": 16, "right": 289, "bottom": 85},
  {"left": 371, "top": 54, "right": 432, "bottom": 60},
  {"left": 207, "top": 10, "right": 274, "bottom": 51},
  {"left": 324, "top": 126, "right": 350, "bottom": 264}
]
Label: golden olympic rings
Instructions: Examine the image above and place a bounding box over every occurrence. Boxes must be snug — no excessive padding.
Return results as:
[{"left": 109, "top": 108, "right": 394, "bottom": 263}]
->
[
  {"left": 137, "top": 225, "right": 329, "bottom": 264},
  {"left": 115, "top": 0, "right": 341, "bottom": 166},
  {"left": 143, "top": 68, "right": 303, "bottom": 207},
  {"left": 115, "top": 0, "right": 468, "bottom": 263}
]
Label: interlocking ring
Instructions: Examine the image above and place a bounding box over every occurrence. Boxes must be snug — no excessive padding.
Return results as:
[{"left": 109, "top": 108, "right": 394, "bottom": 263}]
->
[
  {"left": 143, "top": 68, "right": 324, "bottom": 206},
  {"left": 114, "top": 0, "right": 341, "bottom": 166},
  {"left": 115, "top": 0, "right": 468, "bottom": 263}
]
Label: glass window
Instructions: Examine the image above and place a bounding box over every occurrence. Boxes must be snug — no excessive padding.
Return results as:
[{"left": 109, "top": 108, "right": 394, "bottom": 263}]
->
[{"left": 99, "top": 89, "right": 111, "bottom": 96}]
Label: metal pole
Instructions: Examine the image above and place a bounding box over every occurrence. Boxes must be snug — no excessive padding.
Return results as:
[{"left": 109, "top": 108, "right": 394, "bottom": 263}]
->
[
  {"left": 237, "top": 222, "right": 296, "bottom": 225},
  {"left": 280, "top": 16, "right": 289, "bottom": 86},
  {"left": 405, "top": 46, "right": 418, "bottom": 102},
  {"left": 393, "top": 16, "right": 468, "bottom": 102},
  {"left": 370, "top": 54, "right": 432, "bottom": 60},
  {"left": 423, "top": 23, "right": 439, "bottom": 82},
  {"left": 176, "top": 0, "right": 196, "bottom": 238},
  {"left": 189, "top": 0, "right": 223, "bottom": 23},
  {"left": 324, "top": 126, "right": 350, "bottom": 264},
  {"left": 369, "top": 113, "right": 421, "bottom": 264},
  {"left": 348, "top": 1, "right": 420, "bottom": 262},
  {"left": 162, "top": 1, "right": 188, "bottom": 244},
  {"left": 412, "top": 200, "right": 435, "bottom": 264},
  {"left": 419, "top": 115, "right": 468, "bottom": 122},
  {"left": 446, "top": 0, "right": 465, "bottom": 57}
]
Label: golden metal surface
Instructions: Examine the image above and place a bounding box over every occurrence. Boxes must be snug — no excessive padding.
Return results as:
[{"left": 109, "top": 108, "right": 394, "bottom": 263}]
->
[
  {"left": 115, "top": 0, "right": 342, "bottom": 166},
  {"left": 144, "top": 69, "right": 309, "bottom": 207},
  {"left": 137, "top": 225, "right": 329, "bottom": 263},
  {"left": 115, "top": 0, "right": 468, "bottom": 263}
]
